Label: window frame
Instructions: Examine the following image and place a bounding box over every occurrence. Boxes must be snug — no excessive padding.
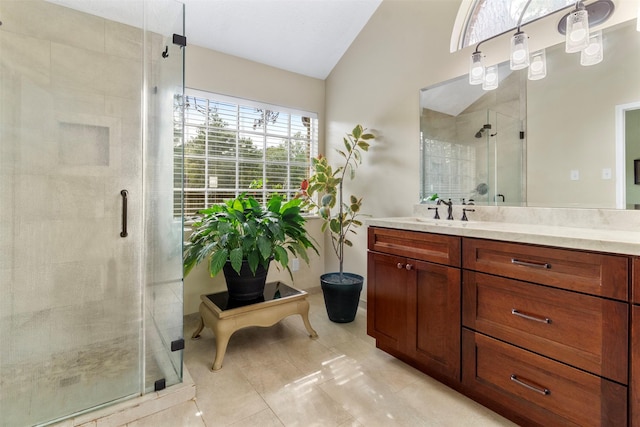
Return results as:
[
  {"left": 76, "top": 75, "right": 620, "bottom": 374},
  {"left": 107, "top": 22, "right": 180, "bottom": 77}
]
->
[
  {"left": 450, "top": 0, "right": 575, "bottom": 52},
  {"left": 175, "top": 88, "right": 319, "bottom": 218}
]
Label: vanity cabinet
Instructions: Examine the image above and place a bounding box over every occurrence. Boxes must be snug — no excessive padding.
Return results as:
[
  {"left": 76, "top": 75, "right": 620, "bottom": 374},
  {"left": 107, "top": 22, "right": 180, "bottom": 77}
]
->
[
  {"left": 367, "top": 227, "right": 634, "bottom": 426},
  {"left": 367, "top": 227, "right": 461, "bottom": 381},
  {"left": 462, "top": 238, "right": 629, "bottom": 426}
]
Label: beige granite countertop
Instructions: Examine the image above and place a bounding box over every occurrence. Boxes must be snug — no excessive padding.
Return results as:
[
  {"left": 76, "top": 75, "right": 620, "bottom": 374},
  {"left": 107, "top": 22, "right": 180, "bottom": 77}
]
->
[{"left": 367, "top": 205, "right": 640, "bottom": 256}]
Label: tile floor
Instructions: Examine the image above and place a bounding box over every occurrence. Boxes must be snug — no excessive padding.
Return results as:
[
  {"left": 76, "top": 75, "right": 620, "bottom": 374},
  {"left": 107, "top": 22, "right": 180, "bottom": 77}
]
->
[{"left": 127, "top": 288, "right": 517, "bottom": 427}]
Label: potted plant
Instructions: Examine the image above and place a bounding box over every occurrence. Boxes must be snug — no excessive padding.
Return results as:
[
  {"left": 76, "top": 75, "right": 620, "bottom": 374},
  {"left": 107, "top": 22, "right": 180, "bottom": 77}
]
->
[
  {"left": 183, "top": 193, "right": 318, "bottom": 301},
  {"left": 299, "top": 124, "right": 375, "bottom": 322}
]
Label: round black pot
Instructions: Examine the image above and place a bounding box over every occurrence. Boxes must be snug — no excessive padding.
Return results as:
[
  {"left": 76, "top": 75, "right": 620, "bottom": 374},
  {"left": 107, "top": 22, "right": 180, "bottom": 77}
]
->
[
  {"left": 222, "top": 260, "right": 269, "bottom": 301},
  {"left": 320, "top": 272, "right": 363, "bottom": 323}
]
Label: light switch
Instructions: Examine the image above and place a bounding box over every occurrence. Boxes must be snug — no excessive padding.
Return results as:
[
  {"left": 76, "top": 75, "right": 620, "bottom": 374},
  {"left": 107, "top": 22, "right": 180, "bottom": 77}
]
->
[
  {"left": 570, "top": 170, "right": 579, "bottom": 180},
  {"left": 602, "top": 168, "right": 612, "bottom": 180}
]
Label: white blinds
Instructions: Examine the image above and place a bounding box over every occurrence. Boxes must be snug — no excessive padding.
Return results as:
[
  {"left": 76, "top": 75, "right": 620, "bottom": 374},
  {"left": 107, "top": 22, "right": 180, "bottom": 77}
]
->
[{"left": 174, "top": 90, "right": 318, "bottom": 217}]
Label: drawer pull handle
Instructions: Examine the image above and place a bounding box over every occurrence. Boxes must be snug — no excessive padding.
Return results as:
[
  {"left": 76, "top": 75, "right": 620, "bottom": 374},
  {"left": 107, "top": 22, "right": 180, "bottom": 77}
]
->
[
  {"left": 511, "top": 258, "right": 550, "bottom": 269},
  {"left": 510, "top": 375, "right": 550, "bottom": 396},
  {"left": 397, "top": 263, "right": 404, "bottom": 269},
  {"left": 511, "top": 309, "right": 551, "bottom": 324},
  {"left": 405, "top": 264, "right": 413, "bottom": 271}
]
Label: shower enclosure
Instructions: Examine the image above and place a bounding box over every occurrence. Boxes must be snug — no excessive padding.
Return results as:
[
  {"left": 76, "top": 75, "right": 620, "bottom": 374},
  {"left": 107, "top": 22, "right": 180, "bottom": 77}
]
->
[{"left": 0, "top": 0, "right": 185, "bottom": 425}]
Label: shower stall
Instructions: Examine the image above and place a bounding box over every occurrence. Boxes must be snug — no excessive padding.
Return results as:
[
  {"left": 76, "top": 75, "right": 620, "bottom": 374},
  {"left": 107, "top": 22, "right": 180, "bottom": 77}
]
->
[{"left": 0, "top": 0, "right": 185, "bottom": 425}]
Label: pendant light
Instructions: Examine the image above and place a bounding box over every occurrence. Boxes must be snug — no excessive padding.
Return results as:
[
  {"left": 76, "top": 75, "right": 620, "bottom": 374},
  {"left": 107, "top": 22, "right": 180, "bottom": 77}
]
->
[
  {"left": 581, "top": 30, "right": 603, "bottom": 66},
  {"left": 565, "top": 2, "right": 589, "bottom": 53},
  {"left": 483, "top": 65, "right": 499, "bottom": 90},
  {"left": 528, "top": 50, "right": 547, "bottom": 80},
  {"left": 509, "top": 0, "right": 532, "bottom": 71},
  {"left": 510, "top": 31, "right": 530, "bottom": 70},
  {"left": 469, "top": 50, "right": 484, "bottom": 85}
]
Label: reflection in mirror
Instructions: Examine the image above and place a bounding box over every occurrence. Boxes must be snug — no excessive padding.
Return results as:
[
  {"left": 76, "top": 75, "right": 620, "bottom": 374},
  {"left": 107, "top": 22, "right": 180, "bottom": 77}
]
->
[
  {"left": 528, "top": 19, "right": 640, "bottom": 209},
  {"left": 421, "top": 18, "right": 640, "bottom": 209},
  {"left": 420, "top": 63, "right": 525, "bottom": 206}
]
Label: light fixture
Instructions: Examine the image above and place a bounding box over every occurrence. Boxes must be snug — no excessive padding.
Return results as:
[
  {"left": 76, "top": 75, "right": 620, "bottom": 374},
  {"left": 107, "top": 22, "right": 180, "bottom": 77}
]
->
[
  {"left": 482, "top": 65, "right": 498, "bottom": 90},
  {"left": 528, "top": 50, "right": 546, "bottom": 80},
  {"left": 509, "top": 0, "right": 532, "bottom": 71},
  {"left": 510, "top": 31, "right": 530, "bottom": 70},
  {"left": 565, "top": 2, "right": 589, "bottom": 53},
  {"left": 464, "top": 0, "right": 613, "bottom": 88},
  {"left": 581, "top": 30, "right": 603, "bottom": 66},
  {"left": 469, "top": 50, "right": 484, "bottom": 85}
]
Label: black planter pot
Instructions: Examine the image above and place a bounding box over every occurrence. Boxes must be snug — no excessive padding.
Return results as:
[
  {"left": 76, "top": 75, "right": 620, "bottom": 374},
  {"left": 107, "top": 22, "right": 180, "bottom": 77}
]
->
[
  {"left": 222, "top": 260, "right": 269, "bottom": 301},
  {"left": 320, "top": 272, "right": 363, "bottom": 323}
]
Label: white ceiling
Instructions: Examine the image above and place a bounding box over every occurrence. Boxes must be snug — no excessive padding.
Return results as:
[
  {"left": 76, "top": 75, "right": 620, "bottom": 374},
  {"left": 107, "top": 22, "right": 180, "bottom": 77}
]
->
[
  {"left": 46, "top": 0, "right": 383, "bottom": 80},
  {"left": 182, "top": 0, "right": 382, "bottom": 79}
]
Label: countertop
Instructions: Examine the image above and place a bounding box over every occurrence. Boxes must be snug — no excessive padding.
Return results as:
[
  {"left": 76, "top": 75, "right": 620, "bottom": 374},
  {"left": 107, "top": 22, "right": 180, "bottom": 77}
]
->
[{"left": 367, "top": 216, "right": 640, "bottom": 256}]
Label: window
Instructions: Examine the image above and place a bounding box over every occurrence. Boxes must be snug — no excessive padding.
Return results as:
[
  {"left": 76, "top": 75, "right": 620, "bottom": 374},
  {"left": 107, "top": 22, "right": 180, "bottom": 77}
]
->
[
  {"left": 174, "top": 90, "right": 318, "bottom": 217},
  {"left": 452, "top": 0, "right": 574, "bottom": 51}
]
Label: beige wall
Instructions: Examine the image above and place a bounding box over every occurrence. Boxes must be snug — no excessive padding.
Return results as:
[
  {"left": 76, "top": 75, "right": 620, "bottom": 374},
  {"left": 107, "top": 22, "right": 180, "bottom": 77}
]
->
[
  {"left": 184, "top": 46, "right": 326, "bottom": 314},
  {"left": 324, "top": 0, "right": 640, "bottom": 299},
  {"left": 324, "top": 0, "right": 473, "bottom": 298},
  {"left": 527, "top": 21, "right": 640, "bottom": 208}
]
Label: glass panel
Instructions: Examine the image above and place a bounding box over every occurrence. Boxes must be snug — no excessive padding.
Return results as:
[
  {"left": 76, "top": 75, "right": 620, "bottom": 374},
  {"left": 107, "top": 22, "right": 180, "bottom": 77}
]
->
[
  {"left": 0, "top": 1, "right": 144, "bottom": 424},
  {"left": 143, "top": 0, "right": 184, "bottom": 392}
]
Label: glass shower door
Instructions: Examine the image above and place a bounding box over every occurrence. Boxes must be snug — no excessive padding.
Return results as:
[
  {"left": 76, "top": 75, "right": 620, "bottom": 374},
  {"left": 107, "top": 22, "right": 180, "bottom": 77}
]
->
[
  {"left": 143, "top": 0, "right": 185, "bottom": 392},
  {"left": 0, "top": 0, "right": 184, "bottom": 425}
]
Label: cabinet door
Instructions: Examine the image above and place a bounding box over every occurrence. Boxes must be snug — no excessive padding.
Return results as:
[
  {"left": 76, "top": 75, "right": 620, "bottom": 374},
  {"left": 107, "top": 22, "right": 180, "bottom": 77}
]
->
[
  {"left": 367, "top": 251, "right": 408, "bottom": 351},
  {"left": 409, "top": 260, "right": 461, "bottom": 381}
]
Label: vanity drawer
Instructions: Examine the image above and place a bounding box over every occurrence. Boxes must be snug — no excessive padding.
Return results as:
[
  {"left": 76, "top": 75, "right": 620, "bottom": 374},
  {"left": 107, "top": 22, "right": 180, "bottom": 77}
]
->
[
  {"left": 462, "top": 330, "right": 627, "bottom": 427},
  {"left": 462, "top": 238, "right": 628, "bottom": 300},
  {"left": 368, "top": 227, "right": 460, "bottom": 267},
  {"left": 462, "top": 271, "right": 628, "bottom": 384}
]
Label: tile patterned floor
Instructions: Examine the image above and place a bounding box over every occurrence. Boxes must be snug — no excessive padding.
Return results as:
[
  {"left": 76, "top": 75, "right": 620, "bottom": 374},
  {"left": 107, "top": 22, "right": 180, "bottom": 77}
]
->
[{"left": 126, "top": 288, "right": 517, "bottom": 427}]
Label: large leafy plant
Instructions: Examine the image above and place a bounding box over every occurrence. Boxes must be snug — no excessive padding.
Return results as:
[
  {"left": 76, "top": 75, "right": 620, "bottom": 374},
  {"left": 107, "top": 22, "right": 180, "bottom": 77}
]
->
[
  {"left": 184, "top": 194, "right": 318, "bottom": 279},
  {"left": 299, "top": 124, "right": 375, "bottom": 280}
]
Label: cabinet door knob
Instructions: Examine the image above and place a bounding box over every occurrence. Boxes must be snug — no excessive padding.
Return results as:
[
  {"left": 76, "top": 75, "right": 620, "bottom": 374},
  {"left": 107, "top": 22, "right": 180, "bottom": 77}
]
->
[
  {"left": 397, "top": 263, "right": 404, "bottom": 269},
  {"left": 405, "top": 264, "right": 413, "bottom": 271}
]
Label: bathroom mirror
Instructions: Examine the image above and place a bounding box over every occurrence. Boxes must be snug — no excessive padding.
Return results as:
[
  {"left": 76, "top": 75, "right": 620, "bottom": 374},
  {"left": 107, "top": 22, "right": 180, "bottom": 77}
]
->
[{"left": 420, "top": 18, "right": 640, "bottom": 209}]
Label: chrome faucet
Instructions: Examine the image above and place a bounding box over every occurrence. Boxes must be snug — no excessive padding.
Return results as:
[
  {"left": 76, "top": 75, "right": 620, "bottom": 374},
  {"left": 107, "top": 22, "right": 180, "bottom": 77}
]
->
[{"left": 437, "top": 198, "right": 454, "bottom": 220}]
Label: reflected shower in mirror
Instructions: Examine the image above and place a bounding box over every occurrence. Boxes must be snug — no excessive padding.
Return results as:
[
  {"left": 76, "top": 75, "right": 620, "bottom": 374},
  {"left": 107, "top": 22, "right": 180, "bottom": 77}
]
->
[{"left": 420, "top": 62, "right": 525, "bottom": 206}]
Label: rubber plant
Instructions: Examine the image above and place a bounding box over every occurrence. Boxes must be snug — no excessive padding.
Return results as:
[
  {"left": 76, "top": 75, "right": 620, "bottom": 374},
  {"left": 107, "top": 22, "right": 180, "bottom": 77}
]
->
[{"left": 299, "top": 124, "right": 375, "bottom": 282}]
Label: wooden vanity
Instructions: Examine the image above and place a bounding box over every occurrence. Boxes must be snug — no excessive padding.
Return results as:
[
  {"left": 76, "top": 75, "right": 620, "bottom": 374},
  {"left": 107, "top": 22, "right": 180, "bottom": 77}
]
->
[{"left": 367, "top": 225, "right": 637, "bottom": 426}]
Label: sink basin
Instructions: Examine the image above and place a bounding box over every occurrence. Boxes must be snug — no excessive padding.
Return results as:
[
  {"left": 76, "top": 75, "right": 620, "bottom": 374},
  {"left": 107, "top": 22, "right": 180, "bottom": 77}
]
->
[{"left": 412, "top": 217, "right": 473, "bottom": 227}]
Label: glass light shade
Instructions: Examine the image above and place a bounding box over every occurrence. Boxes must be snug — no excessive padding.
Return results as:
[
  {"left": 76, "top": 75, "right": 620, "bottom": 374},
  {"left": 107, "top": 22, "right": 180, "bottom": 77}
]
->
[
  {"left": 565, "top": 9, "right": 589, "bottom": 53},
  {"left": 482, "top": 65, "right": 498, "bottom": 91},
  {"left": 581, "top": 30, "right": 603, "bottom": 66},
  {"left": 469, "top": 51, "right": 484, "bottom": 85},
  {"left": 528, "top": 50, "right": 546, "bottom": 80},
  {"left": 510, "top": 32, "right": 530, "bottom": 70}
]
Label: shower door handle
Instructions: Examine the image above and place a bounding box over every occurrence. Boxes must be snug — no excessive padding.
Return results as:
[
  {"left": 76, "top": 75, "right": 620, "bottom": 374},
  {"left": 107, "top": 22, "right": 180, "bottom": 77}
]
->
[{"left": 120, "top": 190, "right": 128, "bottom": 238}]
